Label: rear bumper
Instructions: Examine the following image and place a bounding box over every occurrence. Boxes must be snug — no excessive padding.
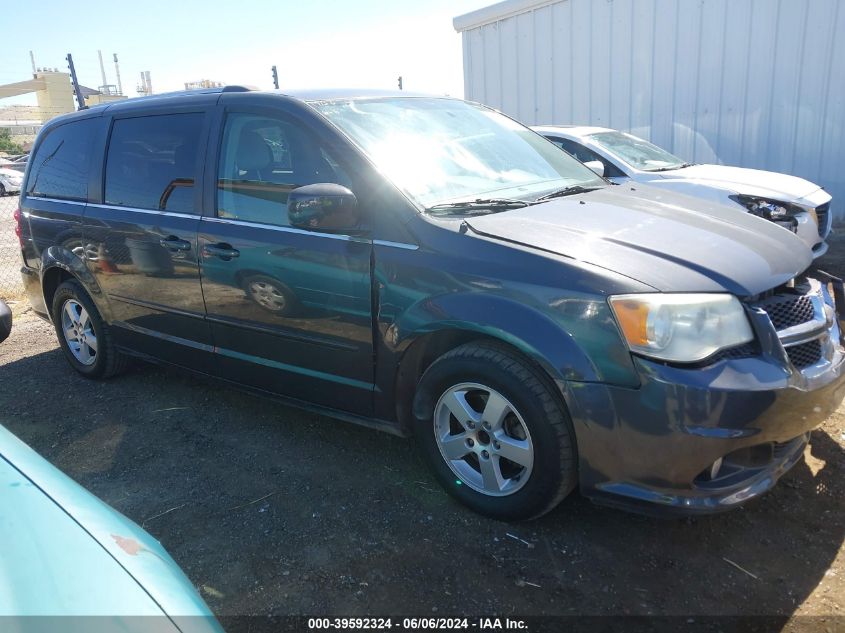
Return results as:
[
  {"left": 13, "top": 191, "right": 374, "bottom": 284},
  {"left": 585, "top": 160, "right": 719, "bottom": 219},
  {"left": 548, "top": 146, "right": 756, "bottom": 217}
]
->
[
  {"left": 20, "top": 264, "right": 48, "bottom": 317},
  {"left": 565, "top": 278, "right": 845, "bottom": 516}
]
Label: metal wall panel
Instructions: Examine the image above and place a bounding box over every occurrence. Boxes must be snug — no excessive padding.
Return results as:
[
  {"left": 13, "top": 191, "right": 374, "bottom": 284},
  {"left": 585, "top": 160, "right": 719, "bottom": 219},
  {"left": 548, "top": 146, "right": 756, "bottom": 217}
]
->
[{"left": 458, "top": 0, "right": 845, "bottom": 216}]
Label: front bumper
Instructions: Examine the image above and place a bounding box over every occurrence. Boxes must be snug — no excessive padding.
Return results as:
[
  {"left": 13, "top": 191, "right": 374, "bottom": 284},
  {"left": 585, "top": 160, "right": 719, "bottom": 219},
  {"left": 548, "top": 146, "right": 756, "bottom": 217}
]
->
[{"left": 564, "top": 277, "right": 845, "bottom": 515}]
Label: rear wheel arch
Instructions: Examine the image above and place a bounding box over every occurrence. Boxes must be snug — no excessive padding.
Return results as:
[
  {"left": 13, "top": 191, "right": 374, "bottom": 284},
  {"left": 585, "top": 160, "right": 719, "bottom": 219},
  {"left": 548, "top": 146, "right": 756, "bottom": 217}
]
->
[
  {"left": 41, "top": 246, "right": 111, "bottom": 323},
  {"left": 42, "top": 267, "right": 74, "bottom": 321}
]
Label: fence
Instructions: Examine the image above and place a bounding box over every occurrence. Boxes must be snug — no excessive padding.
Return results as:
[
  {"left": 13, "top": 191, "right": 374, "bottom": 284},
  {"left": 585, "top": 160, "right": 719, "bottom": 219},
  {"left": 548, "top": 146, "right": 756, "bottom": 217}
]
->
[{"left": 0, "top": 194, "right": 24, "bottom": 300}]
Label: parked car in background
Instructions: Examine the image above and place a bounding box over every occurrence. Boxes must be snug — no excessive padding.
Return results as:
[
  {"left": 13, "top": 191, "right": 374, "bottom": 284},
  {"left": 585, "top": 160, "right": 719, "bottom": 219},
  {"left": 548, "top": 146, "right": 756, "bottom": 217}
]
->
[
  {"left": 17, "top": 89, "right": 845, "bottom": 520},
  {"left": 534, "top": 125, "right": 833, "bottom": 258},
  {"left": 0, "top": 425, "right": 222, "bottom": 629},
  {"left": 0, "top": 166, "right": 23, "bottom": 195},
  {"left": 0, "top": 300, "right": 10, "bottom": 343}
]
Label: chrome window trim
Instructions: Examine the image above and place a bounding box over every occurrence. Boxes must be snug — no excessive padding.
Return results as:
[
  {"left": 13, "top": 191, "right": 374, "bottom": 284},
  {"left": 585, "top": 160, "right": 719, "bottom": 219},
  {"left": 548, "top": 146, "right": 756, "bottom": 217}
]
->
[
  {"left": 88, "top": 203, "right": 202, "bottom": 220},
  {"left": 374, "top": 239, "right": 419, "bottom": 251},
  {"left": 23, "top": 196, "right": 87, "bottom": 207},
  {"left": 201, "top": 217, "right": 419, "bottom": 249},
  {"left": 201, "top": 216, "right": 362, "bottom": 242}
]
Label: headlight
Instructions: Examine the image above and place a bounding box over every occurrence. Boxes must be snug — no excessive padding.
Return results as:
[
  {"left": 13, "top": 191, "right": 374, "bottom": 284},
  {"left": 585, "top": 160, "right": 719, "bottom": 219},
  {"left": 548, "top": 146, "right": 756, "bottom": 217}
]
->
[
  {"left": 730, "top": 195, "right": 803, "bottom": 230},
  {"left": 608, "top": 294, "right": 754, "bottom": 362}
]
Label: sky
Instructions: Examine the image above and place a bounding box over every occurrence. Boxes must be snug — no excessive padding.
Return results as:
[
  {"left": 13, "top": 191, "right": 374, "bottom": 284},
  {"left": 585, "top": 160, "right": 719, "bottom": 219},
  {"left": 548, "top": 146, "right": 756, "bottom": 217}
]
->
[{"left": 0, "top": 0, "right": 492, "bottom": 105}]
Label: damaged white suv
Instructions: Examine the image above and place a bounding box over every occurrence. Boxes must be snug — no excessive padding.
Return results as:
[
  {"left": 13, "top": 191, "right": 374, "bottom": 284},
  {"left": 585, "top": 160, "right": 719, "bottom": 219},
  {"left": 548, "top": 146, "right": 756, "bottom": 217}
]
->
[{"left": 535, "top": 125, "right": 832, "bottom": 258}]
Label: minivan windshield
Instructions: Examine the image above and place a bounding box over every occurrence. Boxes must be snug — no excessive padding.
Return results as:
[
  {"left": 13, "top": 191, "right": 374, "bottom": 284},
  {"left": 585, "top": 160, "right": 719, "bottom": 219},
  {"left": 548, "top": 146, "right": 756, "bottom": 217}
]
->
[
  {"left": 313, "top": 98, "right": 605, "bottom": 210},
  {"left": 588, "top": 131, "right": 689, "bottom": 172}
]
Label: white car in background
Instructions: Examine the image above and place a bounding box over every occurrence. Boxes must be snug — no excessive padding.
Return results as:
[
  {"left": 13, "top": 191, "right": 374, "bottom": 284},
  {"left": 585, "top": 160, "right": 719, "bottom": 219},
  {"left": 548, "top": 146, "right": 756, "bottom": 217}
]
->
[
  {"left": 534, "top": 125, "right": 833, "bottom": 258},
  {"left": 0, "top": 166, "right": 23, "bottom": 196}
]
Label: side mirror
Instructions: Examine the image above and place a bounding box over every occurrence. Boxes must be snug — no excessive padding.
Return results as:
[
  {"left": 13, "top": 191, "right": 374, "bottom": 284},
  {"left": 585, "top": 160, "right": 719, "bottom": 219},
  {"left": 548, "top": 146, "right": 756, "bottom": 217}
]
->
[
  {"left": 583, "top": 160, "right": 605, "bottom": 177},
  {"left": 288, "top": 183, "right": 360, "bottom": 233}
]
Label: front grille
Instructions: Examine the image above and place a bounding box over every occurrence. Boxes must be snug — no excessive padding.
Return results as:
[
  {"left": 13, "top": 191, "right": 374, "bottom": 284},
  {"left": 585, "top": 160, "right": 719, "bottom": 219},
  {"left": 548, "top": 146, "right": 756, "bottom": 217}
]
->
[
  {"left": 712, "top": 342, "right": 757, "bottom": 362},
  {"left": 757, "top": 294, "right": 815, "bottom": 330},
  {"left": 785, "top": 339, "right": 822, "bottom": 368},
  {"left": 816, "top": 202, "right": 830, "bottom": 238}
]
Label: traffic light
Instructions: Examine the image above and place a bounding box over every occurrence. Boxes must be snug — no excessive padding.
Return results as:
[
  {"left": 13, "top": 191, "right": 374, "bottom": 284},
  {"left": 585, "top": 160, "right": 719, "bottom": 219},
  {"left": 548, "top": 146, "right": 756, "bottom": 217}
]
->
[
  {"left": 398, "top": 76, "right": 403, "bottom": 90},
  {"left": 272, "top": 65, "right": 279, "bottom": 89}
]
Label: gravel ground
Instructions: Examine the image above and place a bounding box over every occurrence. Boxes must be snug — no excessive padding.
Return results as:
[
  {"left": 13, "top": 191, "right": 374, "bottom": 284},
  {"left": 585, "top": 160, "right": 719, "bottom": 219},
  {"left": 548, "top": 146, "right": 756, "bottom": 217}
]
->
[{"left": 0, "top": 233, "right": 843, "bottom": 623}]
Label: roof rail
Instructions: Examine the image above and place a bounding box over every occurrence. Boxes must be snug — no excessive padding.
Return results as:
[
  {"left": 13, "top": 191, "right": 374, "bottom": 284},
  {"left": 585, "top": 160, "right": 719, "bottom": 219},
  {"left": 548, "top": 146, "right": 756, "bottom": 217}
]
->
[{"left": 126, "top": 85, "right": 255, "bottom": 101}]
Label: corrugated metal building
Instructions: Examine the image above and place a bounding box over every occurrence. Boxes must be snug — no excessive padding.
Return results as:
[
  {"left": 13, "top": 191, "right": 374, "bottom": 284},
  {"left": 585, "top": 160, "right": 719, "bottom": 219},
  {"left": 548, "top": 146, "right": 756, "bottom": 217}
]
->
[{"left": 454, "top": 0, "right": 845, "bottom": 216}]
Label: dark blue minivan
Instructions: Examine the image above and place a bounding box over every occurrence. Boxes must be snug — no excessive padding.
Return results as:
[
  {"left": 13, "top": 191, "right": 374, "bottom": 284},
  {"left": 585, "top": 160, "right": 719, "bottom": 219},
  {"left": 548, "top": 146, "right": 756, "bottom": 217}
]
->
[{"left": 16, "top": 87, "right": 845, "bottom": 519}]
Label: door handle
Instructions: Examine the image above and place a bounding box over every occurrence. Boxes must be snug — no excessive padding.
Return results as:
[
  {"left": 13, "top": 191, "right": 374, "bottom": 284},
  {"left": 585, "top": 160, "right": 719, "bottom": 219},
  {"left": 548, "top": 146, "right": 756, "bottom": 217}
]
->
[
  {"left": 160, "top": 236, "right": 192, "bottom": 251},
  {"left": 204, "top": 243, "right": 240, "bottom": 260}
]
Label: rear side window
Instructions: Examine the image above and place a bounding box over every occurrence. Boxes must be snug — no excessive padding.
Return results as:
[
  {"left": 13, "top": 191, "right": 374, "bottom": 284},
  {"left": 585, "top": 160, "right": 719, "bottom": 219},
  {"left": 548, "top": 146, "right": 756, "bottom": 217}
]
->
[
  {"left": 105, "top": 113, "right": 203, "bottom": 213},
  {"left": 26, "top": 118, "right": 97, "bottom": 201}
]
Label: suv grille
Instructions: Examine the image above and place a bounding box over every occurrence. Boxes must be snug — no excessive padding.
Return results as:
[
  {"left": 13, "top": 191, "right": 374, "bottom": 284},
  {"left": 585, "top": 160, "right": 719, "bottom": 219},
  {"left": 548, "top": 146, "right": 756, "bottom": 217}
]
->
[
  {"left": 785, "top": 339, "right": 823, "bottom": 368},
  {"left": 757, "top": 294, "right": 815, "bottom": 330},
  {"left": 816, "top": 202, "right": 830, "bottom": 238}
]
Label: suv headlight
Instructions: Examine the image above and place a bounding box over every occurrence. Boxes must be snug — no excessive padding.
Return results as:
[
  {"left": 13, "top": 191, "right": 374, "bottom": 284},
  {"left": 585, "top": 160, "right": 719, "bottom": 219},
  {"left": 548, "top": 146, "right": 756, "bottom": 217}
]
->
[{"left": 608, "top": 294, "right": 754, "bottom": 363}]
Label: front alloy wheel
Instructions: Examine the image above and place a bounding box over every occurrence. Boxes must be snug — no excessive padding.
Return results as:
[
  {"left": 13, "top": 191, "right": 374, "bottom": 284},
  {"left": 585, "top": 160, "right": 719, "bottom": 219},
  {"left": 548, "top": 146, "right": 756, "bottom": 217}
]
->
[
  {"left": 434, "top": 383, "right": 533, "bottom": 496},
  {"left": 413, "top": 342, "right": 577, "bottom": 520}
]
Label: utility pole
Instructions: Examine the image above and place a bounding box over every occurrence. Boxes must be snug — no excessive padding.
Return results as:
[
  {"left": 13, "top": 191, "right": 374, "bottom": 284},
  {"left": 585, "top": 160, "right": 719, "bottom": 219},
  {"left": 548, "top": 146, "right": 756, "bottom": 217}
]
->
[
  {"left": 113, "top": 54, "right": 123, "bottom": 95},
  {"left": 97, "top": 50, "right": 108, "bottom": 89},
  {"left": 66, "top": 53, "right": 86, "bottom": 110},
  {"left": 29, "top": 50, "right": 36, "bottom": 75},
  {"left": 397, "top": 76, "right": 403, "bottom": 90},
  {"left": 271, "top": 65, "right": 279, "bottom": 89}
]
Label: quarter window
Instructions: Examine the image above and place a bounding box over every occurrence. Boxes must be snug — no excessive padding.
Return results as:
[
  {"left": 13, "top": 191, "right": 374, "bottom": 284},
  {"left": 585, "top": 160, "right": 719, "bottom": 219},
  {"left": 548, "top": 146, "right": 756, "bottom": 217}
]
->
[
  {"left": 27, "top": 118, "right": 98, "bottom": 201},
  {"left": 217, "top": 113, "right": 352, "bottom": 227},
  {"left": 104, "top": 113, "right": 203, "bottom": 213}
]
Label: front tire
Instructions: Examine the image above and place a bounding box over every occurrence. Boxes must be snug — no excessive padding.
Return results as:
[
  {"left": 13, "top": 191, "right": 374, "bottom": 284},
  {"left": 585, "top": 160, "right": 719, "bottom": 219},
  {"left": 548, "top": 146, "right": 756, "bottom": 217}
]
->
[
  {"left": 412, "top": 342, "right": 577, "bottom": 520},
  {"left": 51, "top": 279, "right": 127, "bottom": 378}
]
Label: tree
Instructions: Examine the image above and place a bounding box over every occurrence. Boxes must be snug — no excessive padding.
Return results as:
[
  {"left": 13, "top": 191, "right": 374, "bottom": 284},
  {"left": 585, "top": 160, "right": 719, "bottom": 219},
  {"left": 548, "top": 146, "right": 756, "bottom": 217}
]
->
[{"left": 0, "top": 129, "right": 24, "bottom": 154}]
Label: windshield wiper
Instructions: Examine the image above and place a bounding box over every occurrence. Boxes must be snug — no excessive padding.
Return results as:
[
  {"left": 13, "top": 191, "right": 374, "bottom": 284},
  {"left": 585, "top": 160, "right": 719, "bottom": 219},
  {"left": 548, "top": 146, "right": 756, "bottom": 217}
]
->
[
  {"left": 532, "top": 185, "right": 603, "bottom": 203},
  {"left": 426, "top": 198, "right": 529, "bottom": 216},
  {"left": 649, "top": 162, "right": 693, "bottom": 172}
]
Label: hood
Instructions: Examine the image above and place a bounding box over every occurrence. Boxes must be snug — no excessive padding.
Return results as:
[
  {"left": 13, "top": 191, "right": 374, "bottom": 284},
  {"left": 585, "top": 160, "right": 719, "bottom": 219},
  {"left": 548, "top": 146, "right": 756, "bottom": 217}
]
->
[
  {"left": 465, "top": 185, "right": 811, "bottom": 296},
  {"left": 0, "top": 425, "right": 221, "bottom": 627},
  {"left": 655, "top": 164, "right": 822, "bottom": 201}
]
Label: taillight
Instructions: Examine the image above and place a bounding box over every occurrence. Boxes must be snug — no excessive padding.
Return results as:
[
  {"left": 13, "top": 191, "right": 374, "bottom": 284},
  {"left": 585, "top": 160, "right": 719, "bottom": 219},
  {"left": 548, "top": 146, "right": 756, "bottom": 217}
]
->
[{"left": 13, "top": 206, "right": 23, "bottom": 247}]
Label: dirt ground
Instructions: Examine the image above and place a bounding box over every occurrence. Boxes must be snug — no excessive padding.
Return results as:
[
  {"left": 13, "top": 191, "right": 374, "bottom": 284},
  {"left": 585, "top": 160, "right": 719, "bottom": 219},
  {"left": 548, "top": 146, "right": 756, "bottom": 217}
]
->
[{"left": 0, "top": 233, "right": 843, "bottom": 624}]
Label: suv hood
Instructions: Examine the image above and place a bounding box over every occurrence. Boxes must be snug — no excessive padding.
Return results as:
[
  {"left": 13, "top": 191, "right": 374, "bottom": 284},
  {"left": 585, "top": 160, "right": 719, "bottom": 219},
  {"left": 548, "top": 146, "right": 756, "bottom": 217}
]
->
[
  {"left": 654, "top": 164, "right": 822, "bottom": 201},
  {"left": 465, "top": 185, "right": 811, "bottom": 296}
]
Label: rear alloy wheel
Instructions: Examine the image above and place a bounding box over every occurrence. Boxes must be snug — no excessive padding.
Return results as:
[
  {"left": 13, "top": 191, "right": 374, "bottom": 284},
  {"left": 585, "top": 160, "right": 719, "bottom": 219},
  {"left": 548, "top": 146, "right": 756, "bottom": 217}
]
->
[
  {"left": 51, "top": 279, "right": 128, "bottom": 378},
  {"left": 60, "top": 299, "right": 98, "bottom": 366},
  {"left": 413, "top": 342, "right": 577, "bottom": 520}
]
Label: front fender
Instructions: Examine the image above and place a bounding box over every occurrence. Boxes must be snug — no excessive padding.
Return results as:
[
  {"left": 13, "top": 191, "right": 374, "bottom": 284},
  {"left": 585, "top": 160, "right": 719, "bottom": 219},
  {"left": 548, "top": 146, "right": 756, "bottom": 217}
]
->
[{"left": 388, "top": 292, "right": 639, "bottom": 388}]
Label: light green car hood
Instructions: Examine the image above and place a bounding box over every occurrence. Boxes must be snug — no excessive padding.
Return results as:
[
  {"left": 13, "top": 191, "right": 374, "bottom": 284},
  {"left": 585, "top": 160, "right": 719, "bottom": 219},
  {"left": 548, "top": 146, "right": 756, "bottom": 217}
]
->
[{"left": 0, "top": 425, "right": 222, "bottom": 633}]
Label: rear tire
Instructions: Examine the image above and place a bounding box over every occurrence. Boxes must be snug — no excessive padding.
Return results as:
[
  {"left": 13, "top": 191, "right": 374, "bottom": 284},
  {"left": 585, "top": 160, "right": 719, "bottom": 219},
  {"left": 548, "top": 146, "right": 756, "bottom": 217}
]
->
[
  {"left": 51, "top": 279, "right": 128, "bottom": 379},
  {"left": 412, "top": 341, "right": 577, "bottom": 520}
]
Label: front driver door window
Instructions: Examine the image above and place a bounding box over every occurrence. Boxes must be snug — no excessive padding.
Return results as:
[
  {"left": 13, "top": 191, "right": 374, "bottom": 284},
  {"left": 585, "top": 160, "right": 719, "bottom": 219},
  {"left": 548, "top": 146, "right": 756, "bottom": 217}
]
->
[{"left": 551, "top": 137, "right": 627, "bottom": 180}]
